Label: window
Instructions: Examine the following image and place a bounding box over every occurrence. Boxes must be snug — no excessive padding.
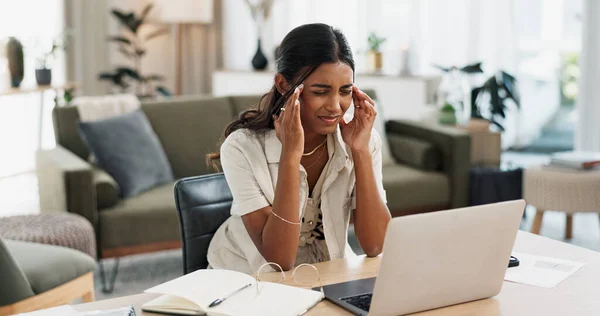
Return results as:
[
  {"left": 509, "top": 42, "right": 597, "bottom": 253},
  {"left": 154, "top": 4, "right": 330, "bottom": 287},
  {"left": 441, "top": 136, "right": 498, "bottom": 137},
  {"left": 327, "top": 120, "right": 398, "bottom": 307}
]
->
[{"left": 0, "top": 0, "right": 65, "bottom": 177}]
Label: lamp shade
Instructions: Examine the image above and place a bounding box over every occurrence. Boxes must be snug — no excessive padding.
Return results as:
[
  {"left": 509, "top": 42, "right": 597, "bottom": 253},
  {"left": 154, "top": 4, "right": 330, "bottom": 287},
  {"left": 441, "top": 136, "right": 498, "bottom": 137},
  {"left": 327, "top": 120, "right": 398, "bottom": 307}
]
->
[{"left": 152, "top": 0, "right": 213, "bottom": 24}]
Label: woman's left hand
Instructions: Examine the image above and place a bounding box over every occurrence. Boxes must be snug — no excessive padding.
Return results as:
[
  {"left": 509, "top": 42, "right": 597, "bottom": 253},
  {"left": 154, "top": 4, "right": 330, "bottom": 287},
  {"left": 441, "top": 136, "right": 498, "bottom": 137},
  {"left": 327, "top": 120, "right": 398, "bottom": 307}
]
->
[{"left": 340, "top": 85, "right": 377, "bottom": 153}]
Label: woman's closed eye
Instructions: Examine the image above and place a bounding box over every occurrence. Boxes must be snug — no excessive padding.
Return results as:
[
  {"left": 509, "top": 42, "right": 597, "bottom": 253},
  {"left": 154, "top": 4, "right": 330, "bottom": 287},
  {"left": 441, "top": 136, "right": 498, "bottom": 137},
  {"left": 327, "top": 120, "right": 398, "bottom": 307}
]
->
[{"left": 312, "top": 90, "right": 352, "bottom": 96}]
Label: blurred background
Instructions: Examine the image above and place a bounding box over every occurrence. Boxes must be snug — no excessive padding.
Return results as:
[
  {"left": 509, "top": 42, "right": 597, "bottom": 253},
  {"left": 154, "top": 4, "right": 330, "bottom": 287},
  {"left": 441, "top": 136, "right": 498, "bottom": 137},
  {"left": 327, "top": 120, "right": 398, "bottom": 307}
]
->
[{"left": 2, "top": 0, "right": 600, "bottom": 302}]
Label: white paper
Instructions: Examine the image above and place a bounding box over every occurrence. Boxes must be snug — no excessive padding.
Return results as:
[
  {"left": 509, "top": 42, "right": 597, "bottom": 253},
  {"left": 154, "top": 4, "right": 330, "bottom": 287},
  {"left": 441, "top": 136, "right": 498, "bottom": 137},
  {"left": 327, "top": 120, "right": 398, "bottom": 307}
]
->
[
  {"left": 145, "top": 269, "right": 255, "bottom": 310},
  {"left": 17, "top": 305, "right": 82, "bottom": 315},
  {"left": 504, "top": 252, "right": 584, "bottom": 288}
]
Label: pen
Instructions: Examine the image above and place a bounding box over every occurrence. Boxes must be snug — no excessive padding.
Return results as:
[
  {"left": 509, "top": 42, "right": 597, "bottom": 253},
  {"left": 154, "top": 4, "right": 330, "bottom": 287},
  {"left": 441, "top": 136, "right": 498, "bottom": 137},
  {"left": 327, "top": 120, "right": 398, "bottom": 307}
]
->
[{"left": 208, "top": 283, "right": 253, "bottom": 308}]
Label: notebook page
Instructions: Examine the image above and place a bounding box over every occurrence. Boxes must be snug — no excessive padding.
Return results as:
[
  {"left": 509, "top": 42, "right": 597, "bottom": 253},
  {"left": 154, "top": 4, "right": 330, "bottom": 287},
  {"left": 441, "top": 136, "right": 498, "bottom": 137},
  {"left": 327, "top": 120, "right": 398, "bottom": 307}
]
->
[
  {"left": 210, "top": 282, "right": 323, "bottom": 316},
  {"left": 145, "top": 269, "right": 255, "bottom": 310}
]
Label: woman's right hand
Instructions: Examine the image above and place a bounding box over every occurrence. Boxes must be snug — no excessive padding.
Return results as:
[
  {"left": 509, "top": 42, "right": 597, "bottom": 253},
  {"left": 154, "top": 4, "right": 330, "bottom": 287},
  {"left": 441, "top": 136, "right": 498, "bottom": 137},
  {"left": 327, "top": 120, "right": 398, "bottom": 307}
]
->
[{"left": 274, "top": 84, "right": 304, "bottom": 158}]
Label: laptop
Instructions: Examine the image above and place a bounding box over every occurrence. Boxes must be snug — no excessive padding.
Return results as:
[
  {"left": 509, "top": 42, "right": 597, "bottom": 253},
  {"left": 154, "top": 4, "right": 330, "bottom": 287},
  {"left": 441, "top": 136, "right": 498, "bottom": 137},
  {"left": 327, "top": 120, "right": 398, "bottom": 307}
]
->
[{"left": 324, "top": 200, "right": 526, "bottom": 316}]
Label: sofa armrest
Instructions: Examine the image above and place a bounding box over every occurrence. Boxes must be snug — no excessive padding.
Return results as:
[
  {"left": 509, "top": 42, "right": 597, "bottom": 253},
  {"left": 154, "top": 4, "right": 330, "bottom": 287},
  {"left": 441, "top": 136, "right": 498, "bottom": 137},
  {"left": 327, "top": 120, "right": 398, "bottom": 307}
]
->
[
  {"left": 36, "top": 146, "right": 98, "bottom": 229},
  {"left": 386, "top": 120, "right": 471, "bottom": 209}
]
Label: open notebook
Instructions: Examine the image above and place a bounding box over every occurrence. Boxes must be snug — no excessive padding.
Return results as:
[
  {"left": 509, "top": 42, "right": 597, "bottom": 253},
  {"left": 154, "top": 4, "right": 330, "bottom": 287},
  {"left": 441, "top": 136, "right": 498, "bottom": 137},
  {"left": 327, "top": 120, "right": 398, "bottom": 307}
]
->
[{"left": 142, "top": 269, "right": 323, "bottom": 316}]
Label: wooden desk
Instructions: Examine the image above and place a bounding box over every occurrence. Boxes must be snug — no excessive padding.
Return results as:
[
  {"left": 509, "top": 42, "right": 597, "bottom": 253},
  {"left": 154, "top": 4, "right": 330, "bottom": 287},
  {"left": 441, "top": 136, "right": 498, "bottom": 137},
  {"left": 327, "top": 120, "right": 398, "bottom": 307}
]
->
[{"left": 74, "top": 231, "right": 600, "bottom": 315}]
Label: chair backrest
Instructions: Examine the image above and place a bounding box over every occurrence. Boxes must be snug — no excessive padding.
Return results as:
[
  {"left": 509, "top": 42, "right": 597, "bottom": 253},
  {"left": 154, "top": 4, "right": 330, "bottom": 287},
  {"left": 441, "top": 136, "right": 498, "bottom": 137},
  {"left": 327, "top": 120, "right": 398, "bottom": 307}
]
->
[{"left": 174, "top": 173, "right": 232, "bottom": 274}]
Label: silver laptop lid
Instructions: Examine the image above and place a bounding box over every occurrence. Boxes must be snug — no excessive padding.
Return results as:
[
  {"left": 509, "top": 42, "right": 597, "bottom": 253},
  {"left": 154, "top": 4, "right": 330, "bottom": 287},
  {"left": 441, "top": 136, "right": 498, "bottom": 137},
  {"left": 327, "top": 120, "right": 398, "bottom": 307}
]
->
[{"left": 369, "top": 200, "right": 526, "bottom": 316}]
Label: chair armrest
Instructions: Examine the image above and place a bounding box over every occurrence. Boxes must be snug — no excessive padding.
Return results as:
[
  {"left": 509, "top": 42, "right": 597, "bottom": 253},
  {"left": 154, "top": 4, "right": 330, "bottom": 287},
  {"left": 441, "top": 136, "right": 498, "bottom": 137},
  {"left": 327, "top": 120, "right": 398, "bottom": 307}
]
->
[
  {"left": 35, "top": 146, "right": 98, "bottom": 229},
  {"left": 0, "top": 239, "right": 34, "bottom": 307},
  {"left": 386, "top": 120, "right": 471, "bottom": 208}
]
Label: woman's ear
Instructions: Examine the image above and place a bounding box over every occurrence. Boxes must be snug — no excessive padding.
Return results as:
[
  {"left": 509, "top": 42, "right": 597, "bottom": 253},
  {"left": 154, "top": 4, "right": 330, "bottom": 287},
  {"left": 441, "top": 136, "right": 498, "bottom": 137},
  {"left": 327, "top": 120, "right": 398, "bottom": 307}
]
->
[{"left": 274, "top": 73, "right": 289, "bottom": 95}]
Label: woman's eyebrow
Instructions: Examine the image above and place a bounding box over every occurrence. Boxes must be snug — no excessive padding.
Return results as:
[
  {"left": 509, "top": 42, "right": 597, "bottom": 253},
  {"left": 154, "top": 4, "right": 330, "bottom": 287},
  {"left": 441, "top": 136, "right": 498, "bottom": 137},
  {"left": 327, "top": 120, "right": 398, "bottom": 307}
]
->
[{"left": 310, "top": 83, "right": 354, "bottom": 89}]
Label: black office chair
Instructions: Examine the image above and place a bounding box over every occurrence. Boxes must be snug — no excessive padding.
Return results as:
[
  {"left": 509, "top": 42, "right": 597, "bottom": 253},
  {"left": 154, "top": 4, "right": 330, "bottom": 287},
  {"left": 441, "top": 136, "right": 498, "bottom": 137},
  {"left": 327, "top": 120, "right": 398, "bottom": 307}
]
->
[{"left": 174, "top": 173, "right": 232, "bottom": 274}]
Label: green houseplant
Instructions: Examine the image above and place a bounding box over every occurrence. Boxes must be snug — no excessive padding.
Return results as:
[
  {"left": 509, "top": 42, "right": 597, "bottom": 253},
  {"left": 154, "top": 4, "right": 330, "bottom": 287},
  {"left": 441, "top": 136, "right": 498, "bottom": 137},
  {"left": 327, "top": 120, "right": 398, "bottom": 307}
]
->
[
  {"left": 439, "top": 102, "right": 457, "bottom": 125},
  {"left": 433, "top": 62, "right": 483, "bottom": 125},
  {"left": 35, "top": 34, "right": 68, "bottom": 86},
  {"left": 99, "top": 3, "right": 171, "bottom": 98},
  {"left": 367, "top": 32, "right": 386, "bottom": 72},
  {"left": 470, "top": 71, "right": 520, "bottom": 131}
]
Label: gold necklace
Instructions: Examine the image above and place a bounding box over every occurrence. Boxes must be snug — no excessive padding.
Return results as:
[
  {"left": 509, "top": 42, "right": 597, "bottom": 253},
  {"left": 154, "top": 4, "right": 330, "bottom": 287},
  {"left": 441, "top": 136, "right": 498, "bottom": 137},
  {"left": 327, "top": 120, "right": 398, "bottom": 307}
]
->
[
  {"left": 303, "top": 145, "right": 327, "bottom": 169},
  {"left": 303, "top": 138, "right": 327, "bottom": 156}
]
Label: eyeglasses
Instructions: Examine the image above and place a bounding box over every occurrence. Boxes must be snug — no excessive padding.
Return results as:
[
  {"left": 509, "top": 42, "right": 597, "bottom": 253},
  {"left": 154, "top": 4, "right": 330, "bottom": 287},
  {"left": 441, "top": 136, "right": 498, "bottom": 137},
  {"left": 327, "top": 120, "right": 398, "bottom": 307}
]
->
[{"left": 255, "top": 262, "right": 324, "bottom": 298}]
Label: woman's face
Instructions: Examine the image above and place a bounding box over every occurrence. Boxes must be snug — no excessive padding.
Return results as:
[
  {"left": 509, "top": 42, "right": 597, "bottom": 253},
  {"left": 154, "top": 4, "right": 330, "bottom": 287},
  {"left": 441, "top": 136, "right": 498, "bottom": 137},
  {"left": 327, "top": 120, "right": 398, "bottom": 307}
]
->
[{"left": 298, "top": 62, "right": 354, "bottom": 136}]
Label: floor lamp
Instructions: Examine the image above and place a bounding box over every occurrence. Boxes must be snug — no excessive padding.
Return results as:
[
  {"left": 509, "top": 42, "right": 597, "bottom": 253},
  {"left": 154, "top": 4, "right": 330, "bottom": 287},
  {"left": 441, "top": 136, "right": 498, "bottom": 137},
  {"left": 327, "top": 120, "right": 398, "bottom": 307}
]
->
[{"left": 153, "top": 0, "right": 214, "bottom": 95}]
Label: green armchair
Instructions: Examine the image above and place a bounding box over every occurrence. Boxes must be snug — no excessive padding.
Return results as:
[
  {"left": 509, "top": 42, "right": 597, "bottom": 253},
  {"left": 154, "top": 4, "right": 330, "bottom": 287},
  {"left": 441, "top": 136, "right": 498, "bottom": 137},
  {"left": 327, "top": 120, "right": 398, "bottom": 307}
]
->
[{"left": 0, "top": 238, "right": 96, "bottom": 314}]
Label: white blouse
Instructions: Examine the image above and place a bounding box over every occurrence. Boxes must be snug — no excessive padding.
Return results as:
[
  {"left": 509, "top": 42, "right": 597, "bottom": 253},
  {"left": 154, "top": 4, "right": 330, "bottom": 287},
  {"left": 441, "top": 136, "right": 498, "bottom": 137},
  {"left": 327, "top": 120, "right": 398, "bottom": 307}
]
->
[{"left": 206, "top": 127, "right": 387, "bottom": 274}]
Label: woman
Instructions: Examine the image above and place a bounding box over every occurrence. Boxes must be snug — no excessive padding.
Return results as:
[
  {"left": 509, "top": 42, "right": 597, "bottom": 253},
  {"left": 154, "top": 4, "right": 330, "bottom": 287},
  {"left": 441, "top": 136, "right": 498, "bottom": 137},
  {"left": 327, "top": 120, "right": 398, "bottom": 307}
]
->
[{"left": 207, "top": 23, "right": 391, "bottom": 274}]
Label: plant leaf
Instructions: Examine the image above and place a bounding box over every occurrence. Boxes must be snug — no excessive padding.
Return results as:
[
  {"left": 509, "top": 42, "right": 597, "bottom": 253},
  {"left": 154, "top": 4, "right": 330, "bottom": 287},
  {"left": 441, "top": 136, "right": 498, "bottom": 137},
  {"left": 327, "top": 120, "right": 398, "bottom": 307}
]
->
[
  {"left": 145, "top": 27, "right": 170, "bottom": 41},
  {"left": 135, "top": 48, "right": 147, "bottom": 57},
  {"left": 118, "top": 47, "right": 134, "bottom": 59},
  {"left": 488, "top": 78, "right": 504, "bottom": 118},
  {"left": 107, "top": 36, "right": 131, "bottom": 45},
  {"left": 501, "top": 82, "right": 520, "bottom": 108},
  {"left": 111, "top": 9, "right": 137, "bottom": 33},
  {"left": 502, "top": 71, "right": 516, "bottom": 83},
  {"left": 156, "top": 86, "right": 172, "bottom": 96},
  {"left": 460, "top": 62, "right": 484, "bottom": 74},
  {"left": 470, "top": 87, "right": 482, "bottom": 117},
  {"left": 490, "top": 119, "right": 505, "bottom": 131},
  {"left": 98, "top": 72, "right": 116, "bottom": 80},
  {"left": 432, "top": 64, "right": 451, "bottom": 72},
  {"left": 116, "top": 67, "right": 141, "bottom": 81},
  {"left": 139, "top": 3, "right": 153, "bottom": 24}
]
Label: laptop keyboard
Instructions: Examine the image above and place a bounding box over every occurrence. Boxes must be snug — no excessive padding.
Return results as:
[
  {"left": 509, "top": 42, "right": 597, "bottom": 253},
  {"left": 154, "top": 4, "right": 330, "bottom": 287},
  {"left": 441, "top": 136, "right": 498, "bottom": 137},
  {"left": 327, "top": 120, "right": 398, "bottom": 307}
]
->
[{"left": 340, "top": 293, "right": 373, "bottom": 312}]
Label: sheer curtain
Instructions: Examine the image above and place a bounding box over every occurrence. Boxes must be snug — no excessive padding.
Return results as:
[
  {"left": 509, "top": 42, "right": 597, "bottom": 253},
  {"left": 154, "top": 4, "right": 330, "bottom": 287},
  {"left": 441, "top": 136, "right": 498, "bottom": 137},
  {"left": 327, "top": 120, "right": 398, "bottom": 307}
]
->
[
  {"left": 576, "top": 0, "right": 600, "bottom": 152},
  {"left": 0, "top": 0, "right": 65, "bottom": 177}
]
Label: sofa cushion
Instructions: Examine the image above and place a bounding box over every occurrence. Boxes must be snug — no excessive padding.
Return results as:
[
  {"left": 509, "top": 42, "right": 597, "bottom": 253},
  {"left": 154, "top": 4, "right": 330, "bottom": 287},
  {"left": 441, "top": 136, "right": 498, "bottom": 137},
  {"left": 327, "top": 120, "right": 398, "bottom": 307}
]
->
[
  {"left": 78, "top": 110, "right": 174, "bottom": 198},
  {"left": 141, "top": 97, "right": 236, "bottom": 179},
  {"left": 5, "top": 239, "right": 96, "bottom": 294},
  {"left": 229, "top": 95, "right": 262, "bottom": 115},
  {"left": 382, "top": 164, "right": 450, "bottom": 213},
  {"left": 99, "top": 181, "right": 180, "bottom": 250},
  {"left": 388, "top": 134, "right": 442, "bottom": 171},
  {"left": 94, "top": 168, "right": 120, "bottom": 210}
]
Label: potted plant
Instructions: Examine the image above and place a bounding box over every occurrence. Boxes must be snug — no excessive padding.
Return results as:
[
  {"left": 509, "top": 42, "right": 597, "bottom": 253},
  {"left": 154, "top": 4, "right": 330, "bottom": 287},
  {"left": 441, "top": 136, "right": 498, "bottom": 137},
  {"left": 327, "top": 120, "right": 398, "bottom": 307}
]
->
[
  {"left": 433, "top": 62, "right": 483, "bottom": 125},
  {"left": 439, "top": 102, "right": 457, "bottom": 125},
  {"left": 35, "top": 35, "right": 67, "bottom": 86},
  {"left": 470, "top": 71, "right": 520, "bottom": 131},
  {"left": 98, "top": 3, "right": 171, "bottom": 98},
  {"left": 367, "top": 32, "right": 386, "bottom": 72}
]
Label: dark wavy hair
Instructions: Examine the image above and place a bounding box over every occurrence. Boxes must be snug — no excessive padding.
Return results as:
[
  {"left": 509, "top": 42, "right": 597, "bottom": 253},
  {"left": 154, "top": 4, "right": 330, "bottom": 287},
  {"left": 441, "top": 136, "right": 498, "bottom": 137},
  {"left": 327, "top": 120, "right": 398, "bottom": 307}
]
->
[{"left": 207, "top": 23, "right": 355, "bottom": 170}]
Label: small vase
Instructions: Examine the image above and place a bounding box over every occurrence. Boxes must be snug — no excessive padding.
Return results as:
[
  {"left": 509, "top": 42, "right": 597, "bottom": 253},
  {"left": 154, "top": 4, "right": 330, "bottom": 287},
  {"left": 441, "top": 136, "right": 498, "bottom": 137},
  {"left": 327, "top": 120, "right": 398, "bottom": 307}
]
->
[
  {"left": 367, "top": 51, "right": 383, "bottom": 73},
  {"left": 252, "top": 38, "right": 268, "bottom": 71},
  {"left": 439, "top": 111, "right": 457, "bottom": 125},
  {"left": 6, "top": 37, "right": 24, "bottom": 88},
  {"left": 35, "top": 68, "right": 52, "bottom": 86}
]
